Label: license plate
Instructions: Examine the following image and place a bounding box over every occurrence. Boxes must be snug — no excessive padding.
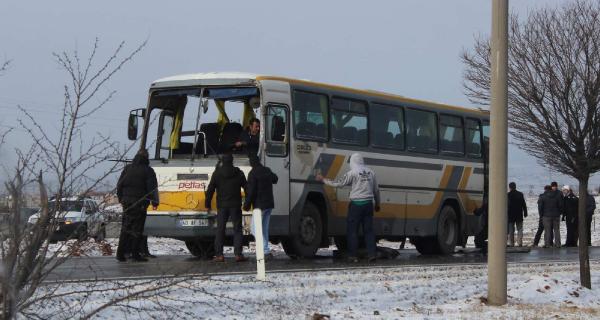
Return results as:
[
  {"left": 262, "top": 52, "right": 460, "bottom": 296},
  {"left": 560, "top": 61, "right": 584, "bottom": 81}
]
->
[{"left": 178, "top": 219, "right": 208, "bottom": 227}]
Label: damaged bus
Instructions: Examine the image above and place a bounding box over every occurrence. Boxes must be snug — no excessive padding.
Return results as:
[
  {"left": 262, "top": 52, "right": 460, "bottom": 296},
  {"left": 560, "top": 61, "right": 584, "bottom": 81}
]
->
[{"left": 127, "top": 72, "right": 489, "bottom": 258}]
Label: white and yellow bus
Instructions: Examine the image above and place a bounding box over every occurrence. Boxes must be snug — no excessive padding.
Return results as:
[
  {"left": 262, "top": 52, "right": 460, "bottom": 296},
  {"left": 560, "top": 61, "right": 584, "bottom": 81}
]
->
[{"left": 127, "top": 72, "right": 490, "bottom": 258}]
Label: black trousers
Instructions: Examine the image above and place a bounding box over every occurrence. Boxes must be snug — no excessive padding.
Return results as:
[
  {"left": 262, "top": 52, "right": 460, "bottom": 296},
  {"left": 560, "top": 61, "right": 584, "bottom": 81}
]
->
[
  {"left": 117, "top": 202, "right": 147, "bottom": 258},
  {"left": 565, "top": 217, "right": 578, "bottom": 247},
  {"left": 346, "top": 202, "right": 376, "bottom": 258},
  {"left": 214, "top": 208, "right": 243, "bottom": 256},
  {"left": 533, "top": 216, "right": 553, "bottom": 246}
]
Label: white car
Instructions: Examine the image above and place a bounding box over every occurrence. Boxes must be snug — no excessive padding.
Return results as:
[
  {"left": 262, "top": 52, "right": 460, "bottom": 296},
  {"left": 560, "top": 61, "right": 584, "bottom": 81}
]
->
[{"left": 28, "top": 198, "right": 107, "bottom": 241}]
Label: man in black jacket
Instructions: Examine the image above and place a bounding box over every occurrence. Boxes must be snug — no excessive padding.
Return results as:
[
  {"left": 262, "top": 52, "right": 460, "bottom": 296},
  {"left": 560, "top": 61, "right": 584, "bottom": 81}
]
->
[
  {"left": 562, "top": 186, "right": 579, "bottom": 247},
  {"left": 507, "top": 182, "right": 528, "bottom": 247},
  {"left": 205, "top": 154, "right": 248, "bottom": 262},
  {"left": 540, "top": 182, "right": 564, "bottom": 247},
  {"left": 116, "top": 149, "right": 159, "bottom": 262},
  {"left": 585, "top": 192, "right": 596, "bottom": 246},
  {"left": 533, "top": 185, "right": 552, "bottom": 247},
  {"left": 243, "top": 155, "right": 278, "bottom": 259}
]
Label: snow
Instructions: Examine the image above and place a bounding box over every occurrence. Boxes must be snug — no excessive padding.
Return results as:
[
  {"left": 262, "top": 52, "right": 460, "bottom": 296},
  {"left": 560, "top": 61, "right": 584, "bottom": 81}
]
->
[{"left": 23, "top": 261, "right": 600, "bottom": 319}]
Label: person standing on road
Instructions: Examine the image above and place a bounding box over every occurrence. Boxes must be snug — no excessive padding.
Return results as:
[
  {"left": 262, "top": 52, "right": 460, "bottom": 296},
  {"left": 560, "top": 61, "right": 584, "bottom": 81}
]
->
[
  {"left": 205, "top": 154, "right": 248, "bottom": 262},
  {"left": 562, "top": 186, "right": 579, "bottom": 247},
  {"left": 540, "top": 182, "right": 564, "bottom": 248},
  {"left": 533, "top": 185, "right": 552, "bottom": 247},
  {"left": 243, "top": 155, "right": 278, "bottom": 260},
  {"left": 316, "top": 153, "right": 380, "bottom": 262},
  {"left": 507, "top": 182, "right": 528, "bottom": 247},
  {"left": 585, "top": 191, "right": 596, "bottom": 246},
  {"left": 116, "top": 149, "right": 159, "bottom": 262}
]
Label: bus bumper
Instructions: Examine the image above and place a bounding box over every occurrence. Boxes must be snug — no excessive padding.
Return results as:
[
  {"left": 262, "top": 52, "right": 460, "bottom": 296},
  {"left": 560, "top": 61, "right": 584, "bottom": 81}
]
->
[{"left": 144, "top": 213, "right": 253, "bottom": 238}]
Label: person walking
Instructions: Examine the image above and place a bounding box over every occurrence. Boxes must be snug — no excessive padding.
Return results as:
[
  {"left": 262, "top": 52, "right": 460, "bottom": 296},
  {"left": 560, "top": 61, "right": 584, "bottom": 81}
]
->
[
  {"left": 116, "top": 149, "right": 159, "bottom": 262},
  {"left": 533, "top": 185, "right": 551, "bottom": 247},
  {"left": 540, "top": 182, "right": 563, "bottom": 248},
  {"left": 562, "top": 186, "right": 579, "bottom": 247},
  {"left": 205, "top": 154, "right": 248, "bottom": 262},
  {"left": 585, "top": 192, "right": 596, "bottom": 246},
  {"left": 316, "top": 153, "right": 380, "bottom": 262},
  {"left": 243, "top": 155, "right": 278, "bottom": 259},
  {"left": 507, "top": 182, "right": 528, "bottom": 247}
]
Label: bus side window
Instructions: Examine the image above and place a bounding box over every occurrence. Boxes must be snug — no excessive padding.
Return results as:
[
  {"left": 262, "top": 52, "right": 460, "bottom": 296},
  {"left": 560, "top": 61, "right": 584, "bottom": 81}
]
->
[
  {"left": 330, "top": 97, "right": 368, "bottom": 146},
  {"left": 405, "top": 109, "right": 438, "bottom": 154},
  {"left": 466, "top": 118, "right": 482, "bottom": 158},
  {"left": 292, "top": 90, "right": 328, "bottom": 141},
  {"left": 440, "top": 114, "right": 465, "bottom": 156},
  {"left": 266, "top": 105, "right": 288, "bottom": 157},
  {"left": 370, "top": 103, "right": 404, "bottom": 150}
]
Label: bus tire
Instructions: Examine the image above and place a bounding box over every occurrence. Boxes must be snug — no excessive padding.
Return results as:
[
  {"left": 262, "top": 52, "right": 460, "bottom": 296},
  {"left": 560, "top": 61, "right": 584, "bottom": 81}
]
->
[
  {"left": 334, "top": 236, "right": 347, "bottom": 252},
  {"left": 282, "top": 202, "right": 322, "bottom": 258},
  {"left": 412, "top": 237, "right": 438, "bottom": 255},
  {"left": 185, "top": 239, "right": 215, "bottom": 260},
  {"left": 436, "top": 205, "right": 458, "bottom": 254}
]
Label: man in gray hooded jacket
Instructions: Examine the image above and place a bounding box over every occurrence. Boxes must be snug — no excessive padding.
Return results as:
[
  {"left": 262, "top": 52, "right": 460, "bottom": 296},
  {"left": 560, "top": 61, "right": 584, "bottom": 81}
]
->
[{"left": 317, "top": 153, "right": 380, "bottom": 262}]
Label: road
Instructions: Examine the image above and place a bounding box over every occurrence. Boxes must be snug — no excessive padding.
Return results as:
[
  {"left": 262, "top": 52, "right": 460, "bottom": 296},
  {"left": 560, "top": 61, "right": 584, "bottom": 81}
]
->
[{"left": 45, "top": 246, "right": 600, "bottom": 283}]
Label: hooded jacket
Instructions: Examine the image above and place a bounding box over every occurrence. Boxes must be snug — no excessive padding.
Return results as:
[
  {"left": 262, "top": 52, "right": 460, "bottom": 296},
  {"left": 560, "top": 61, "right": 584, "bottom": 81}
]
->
[
  {"left": 322, "top": 153, "right": 380, "bottom": 207},
  {"left": 563, "top": 192, "right": 579, "bottom": 222},
  {"left": 205, "top": 154, "right": 247, "bottom": 209},
  {"left": 117, "top": 153, "right": 159, "bottom": 207},
  {"left": 243, "top": 156, "right": 278, "bottom": 210}
]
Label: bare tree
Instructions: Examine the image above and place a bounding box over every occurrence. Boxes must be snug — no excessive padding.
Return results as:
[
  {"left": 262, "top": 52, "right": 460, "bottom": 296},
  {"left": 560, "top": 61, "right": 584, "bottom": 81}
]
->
[
  {"left": 462, "top": 0, "right": 600, "bottom": 288},
  {"left": 0, "top": 38, "right": 146, "bottom": 319},
  {"left": 0, "top": 59, "right": 10, "bottom": 75}
]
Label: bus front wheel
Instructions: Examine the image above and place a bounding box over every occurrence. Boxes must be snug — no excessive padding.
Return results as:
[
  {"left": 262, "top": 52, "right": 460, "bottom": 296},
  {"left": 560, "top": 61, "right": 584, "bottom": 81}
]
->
[
  {"left": 185, "top": 239, "right": 215, "bottom": 260},
  {"left": 435, "top": 205, "right": 458, "bottom": 254},
  {"left": 282, "top": 202, "right": 322, "bottom": 258}
]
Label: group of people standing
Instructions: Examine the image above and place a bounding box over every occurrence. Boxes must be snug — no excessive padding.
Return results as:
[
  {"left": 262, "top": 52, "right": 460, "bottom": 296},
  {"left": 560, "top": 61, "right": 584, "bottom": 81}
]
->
[{"left": 507, "top": 181, "right": 596, "bottom": 249}]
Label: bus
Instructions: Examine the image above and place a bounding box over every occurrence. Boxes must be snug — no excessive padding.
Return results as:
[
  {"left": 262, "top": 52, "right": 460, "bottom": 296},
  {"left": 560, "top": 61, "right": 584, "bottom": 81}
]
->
[{"left": 127, "top": 72, "right": 490, "bottom": 258}]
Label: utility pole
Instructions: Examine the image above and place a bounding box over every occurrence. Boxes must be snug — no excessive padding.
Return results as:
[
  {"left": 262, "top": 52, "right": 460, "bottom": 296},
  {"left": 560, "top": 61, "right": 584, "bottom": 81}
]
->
[{"left": 487, "top": 0, "right": 509, "bottom": 306}]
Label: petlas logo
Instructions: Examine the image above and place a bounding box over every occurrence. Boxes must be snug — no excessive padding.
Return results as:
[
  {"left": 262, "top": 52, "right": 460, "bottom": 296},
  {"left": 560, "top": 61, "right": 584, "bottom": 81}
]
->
[{"left": 178, "top": 181, "right": 207, "bottom": 190}]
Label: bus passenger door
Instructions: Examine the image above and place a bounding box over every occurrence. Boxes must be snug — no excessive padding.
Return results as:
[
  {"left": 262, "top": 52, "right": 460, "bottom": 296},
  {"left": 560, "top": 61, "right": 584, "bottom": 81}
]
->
[{"left": 263, "top": 104, "right": 290, "bottom": 230}]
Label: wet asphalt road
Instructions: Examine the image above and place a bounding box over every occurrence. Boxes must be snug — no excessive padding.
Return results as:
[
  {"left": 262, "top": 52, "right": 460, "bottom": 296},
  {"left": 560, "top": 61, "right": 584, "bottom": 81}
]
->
[{"left": 45, "top": 246, "right": 600, "bottom": 283}]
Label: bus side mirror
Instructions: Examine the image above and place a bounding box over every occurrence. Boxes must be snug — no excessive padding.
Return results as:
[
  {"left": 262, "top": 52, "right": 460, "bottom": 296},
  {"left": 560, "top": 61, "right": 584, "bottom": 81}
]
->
[
  {"left": 128, "top": 113, "right": 138, "bottom": 140},
  {"left": 127, "top": 108, "right": 146, "bottom": 141}
]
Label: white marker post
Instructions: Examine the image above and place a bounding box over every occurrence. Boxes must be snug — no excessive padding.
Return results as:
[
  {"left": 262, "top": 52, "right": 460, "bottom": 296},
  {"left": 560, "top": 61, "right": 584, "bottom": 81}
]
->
[{"left": 253, "top": 208, "right": 266, "bottom": 281}]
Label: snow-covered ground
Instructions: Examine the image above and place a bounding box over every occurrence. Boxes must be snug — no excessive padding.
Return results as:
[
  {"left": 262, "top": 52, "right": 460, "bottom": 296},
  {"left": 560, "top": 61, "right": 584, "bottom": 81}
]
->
[{"left": 25, "top": 261, "right": 600, "bottom": 319}]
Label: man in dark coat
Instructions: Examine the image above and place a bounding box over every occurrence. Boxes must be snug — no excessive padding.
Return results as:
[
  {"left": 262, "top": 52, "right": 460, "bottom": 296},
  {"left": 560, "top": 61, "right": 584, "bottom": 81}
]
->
[
  {"left": 585, "top": 192, "right": 596, "bottom": 246},
  {"left": 116, "top": 149, "right": 159, "bottom": 262},
  {"left": 533, "top": 185, "right": 552, "bottom": 247},
  {"left": 540, "top": 182, "right": 564, "bottom": 247},
  {"left": 507, "top": 182, "right": 528, "bottom": 247},
  {"left": 562, "top": 186, "right": 579, "bottom": 247},
  {"left": 474, "top": 197, "right": 489, "bottom": 254},
  {"left": 205, "top": 154, "right": 248, "bottom": 262},
  {"left": 234, "top": 118, "right": 260, "bottom": 157},
  {"left": 243, "top": 155, "right": 278, "bottom": 259}
]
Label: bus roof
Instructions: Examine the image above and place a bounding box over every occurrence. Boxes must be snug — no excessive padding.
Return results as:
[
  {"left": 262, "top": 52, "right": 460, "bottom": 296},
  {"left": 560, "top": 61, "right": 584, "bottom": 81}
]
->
[{"left": 151, "top": 72, "right": 488, "bottom": 116}]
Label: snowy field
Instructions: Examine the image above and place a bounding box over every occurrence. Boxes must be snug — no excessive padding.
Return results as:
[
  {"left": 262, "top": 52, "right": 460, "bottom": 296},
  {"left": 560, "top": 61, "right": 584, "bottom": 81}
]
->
[{"left": 26, "top": 261, "right": 600, "bottom": 319}]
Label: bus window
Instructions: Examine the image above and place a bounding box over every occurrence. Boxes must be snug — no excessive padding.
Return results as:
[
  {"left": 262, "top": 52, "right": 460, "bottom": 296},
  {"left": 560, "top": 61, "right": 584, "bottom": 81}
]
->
[
  {"left": 439, "top": 114, "right": 465, "bottom": 156},
  {"left": 370, "top": 103, "right": 404, "bottom": 150},
  {"left": 330, "top": 97, "right": 368, "bottom": 146},
  {"left": 158, "top": 111, "right": 174, "bottom": 159},
  {"left": 466, "top": 118, "right": 482, "bottom": 158},
  {"left": 405, "top": 109, "right": 438, "bottom": 154},
  {"left": 265, "top": 105, "right": 288, "bottom": 157},
  {"left": 292, "top": 91, "right": 328, "bottom": 141}
]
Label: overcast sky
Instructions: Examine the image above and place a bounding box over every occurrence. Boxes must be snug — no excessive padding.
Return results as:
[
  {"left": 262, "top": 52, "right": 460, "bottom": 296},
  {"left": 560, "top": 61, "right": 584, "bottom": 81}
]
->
[{"left": 1, "top": 0, "right": 597, "bottom": 191}]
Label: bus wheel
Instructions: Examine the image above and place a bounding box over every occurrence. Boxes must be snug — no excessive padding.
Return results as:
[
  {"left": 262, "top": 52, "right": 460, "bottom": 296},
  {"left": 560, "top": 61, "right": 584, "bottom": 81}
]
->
[
  {"left": 436, "top": 205, "right": 458, "bottom": 254},
  {"left": 282, "top": 202, "right": 322, "bottom": 258},
  {"left": 333, "top": 236, "right": 347, "bottom": 251},
  {"left": 185, "top": 240, "right": 215, "bottom": 260}
]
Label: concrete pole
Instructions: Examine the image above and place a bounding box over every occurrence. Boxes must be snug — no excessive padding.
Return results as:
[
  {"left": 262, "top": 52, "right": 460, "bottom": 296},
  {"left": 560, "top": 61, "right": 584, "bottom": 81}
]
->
[
  {"left": 487, "top": 0, "right": 509, "bottom": 306},
  {"left": 253, "top": 208, "right": 266, "bottom": 281}
]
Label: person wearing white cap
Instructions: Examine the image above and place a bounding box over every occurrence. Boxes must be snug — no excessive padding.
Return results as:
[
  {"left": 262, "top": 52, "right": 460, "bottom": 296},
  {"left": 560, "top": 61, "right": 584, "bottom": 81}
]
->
[{"left": 562, "top": 185, "right": 579, "bottom": 247}]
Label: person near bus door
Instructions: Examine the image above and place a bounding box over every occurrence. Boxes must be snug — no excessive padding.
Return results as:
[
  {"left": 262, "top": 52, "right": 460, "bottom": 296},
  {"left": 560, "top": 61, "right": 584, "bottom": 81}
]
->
[
  {"left": 205, "top": 153, "right": 248, "bottom": 262},
  {"left": 243, "top": 155, "right": 278, "bottom": 260},
  {"left": 116, "top": 149, "right": 159, "bottom": 262},
  {"left": 562, "top": 185, "right": 579, "bottom": 247},
  {"left": 234, "top": 118, "right": 260, "bottom": 157},
  {"left": 316, "top": 153, "right": 380, "bottom": 262},
  {"left": 507, "top": 182, "right": 527, "bottom": 247}
]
